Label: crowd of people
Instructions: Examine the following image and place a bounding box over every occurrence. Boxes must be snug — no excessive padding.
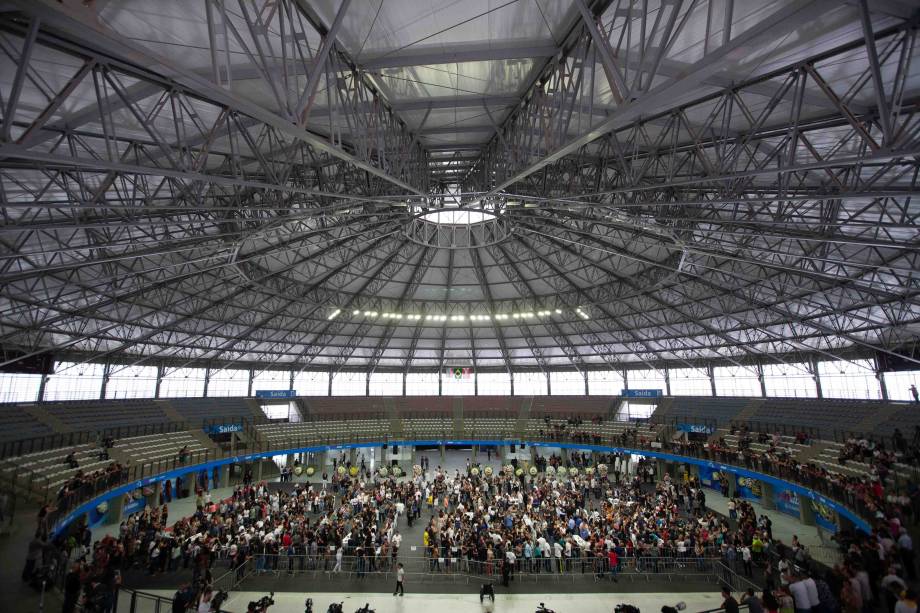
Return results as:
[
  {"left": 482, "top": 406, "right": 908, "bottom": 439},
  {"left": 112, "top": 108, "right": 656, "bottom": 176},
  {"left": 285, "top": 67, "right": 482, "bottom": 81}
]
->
[{"left": 15, "top": 409, "right": 920, "bottom": 613}]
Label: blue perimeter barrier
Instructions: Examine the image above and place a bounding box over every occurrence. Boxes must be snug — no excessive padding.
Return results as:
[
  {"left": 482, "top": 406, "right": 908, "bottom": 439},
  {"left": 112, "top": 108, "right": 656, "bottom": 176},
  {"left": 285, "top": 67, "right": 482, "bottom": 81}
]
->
[{"left": 52, "top": 439, "right": 870, "bottom": 537}]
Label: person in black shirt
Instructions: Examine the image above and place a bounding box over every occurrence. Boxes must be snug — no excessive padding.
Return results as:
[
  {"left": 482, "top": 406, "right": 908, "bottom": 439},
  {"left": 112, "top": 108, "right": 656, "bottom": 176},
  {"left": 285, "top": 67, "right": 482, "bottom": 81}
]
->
[
  {"left": 172, "top": 582, "right": 193, "bottom": 613},
  {"left": 721, "top": 587, "right": 740, "bottom": 613},
  {"left": 63, "top": 564, "right": 81, "bottom": 613}
]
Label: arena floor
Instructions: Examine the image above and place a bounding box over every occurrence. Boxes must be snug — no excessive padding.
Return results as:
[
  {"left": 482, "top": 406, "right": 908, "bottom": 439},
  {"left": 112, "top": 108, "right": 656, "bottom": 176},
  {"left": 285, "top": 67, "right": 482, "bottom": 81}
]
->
[
  {"left": 0, "top": 448, "right": 832, "bottom": 611},
  {"left": 124, "top": 589, "right": 728, "bottom": 613}
]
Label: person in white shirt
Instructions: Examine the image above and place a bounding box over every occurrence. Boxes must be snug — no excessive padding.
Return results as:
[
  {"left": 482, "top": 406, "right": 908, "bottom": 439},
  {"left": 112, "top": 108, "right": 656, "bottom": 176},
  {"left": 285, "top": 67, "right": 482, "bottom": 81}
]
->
[
  {"left": 553, "top": 540, "right": 563, "bottom": 573},
  {"left": 741, "top": 545, "right": 753, "bottom": 577},
  {"left": 333, "top": 546, "right": 343, "bottom": 573},
  {"left": 900, "top": 530, "right": 916, "bottom": 580},
  {"left": 788, "top": 578, "right": 811, "bottom": 613},
  {"left": 802, "top": 575, "right": 820, "bottom": 610},
  {"left": 393, "top": 562, "right": 405, "bottom": 596}
]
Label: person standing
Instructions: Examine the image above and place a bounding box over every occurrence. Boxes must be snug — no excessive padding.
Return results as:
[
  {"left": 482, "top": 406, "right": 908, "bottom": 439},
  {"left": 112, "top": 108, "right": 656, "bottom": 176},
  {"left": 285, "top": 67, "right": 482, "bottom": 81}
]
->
[
  {"left": 910, "top": 384, "right": 919, "bottom": 404},
  {"left": 333, "top": 546, "right": 343, "bottom": 573},
  {"left": 393, "top": 562, "right": 405, "bottom": 596},
  {"left": 899, "top": 529, "right": 915, "bottom": 580},
  {"left": 722, "top": 587, "right": 740, "bottom": 613},
  {"left": 63, "top": 564, "right": 81, "bottom": 613},
  {"left": 741, "top": 545, "right": 753, "bottom": 577}
]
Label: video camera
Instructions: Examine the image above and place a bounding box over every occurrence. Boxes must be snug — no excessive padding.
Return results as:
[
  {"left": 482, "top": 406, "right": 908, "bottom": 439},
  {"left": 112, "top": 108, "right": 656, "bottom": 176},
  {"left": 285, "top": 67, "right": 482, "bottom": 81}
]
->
[{"left": 247, "top": 592, "right": 275, "bottom": 612}]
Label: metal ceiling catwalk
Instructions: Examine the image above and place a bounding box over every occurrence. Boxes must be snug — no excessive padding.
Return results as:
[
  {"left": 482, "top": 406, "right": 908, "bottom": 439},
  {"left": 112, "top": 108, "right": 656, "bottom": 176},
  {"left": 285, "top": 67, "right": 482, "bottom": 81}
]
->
[{"left": 0, "top": 0, "right": 918, "bottom": 378}]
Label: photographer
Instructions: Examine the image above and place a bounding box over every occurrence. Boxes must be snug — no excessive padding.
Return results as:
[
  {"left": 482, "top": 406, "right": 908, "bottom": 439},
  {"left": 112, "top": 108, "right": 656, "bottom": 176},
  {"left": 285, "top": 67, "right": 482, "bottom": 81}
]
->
[{"left": 247, "top": 593, "right": 275, "bottom": 613}]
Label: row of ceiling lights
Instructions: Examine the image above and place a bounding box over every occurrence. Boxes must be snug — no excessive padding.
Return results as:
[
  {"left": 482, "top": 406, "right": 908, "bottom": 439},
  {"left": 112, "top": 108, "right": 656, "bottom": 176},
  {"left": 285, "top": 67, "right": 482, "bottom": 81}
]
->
[{"left": 327, "top": 308, "right": 591, "bottom": 322}]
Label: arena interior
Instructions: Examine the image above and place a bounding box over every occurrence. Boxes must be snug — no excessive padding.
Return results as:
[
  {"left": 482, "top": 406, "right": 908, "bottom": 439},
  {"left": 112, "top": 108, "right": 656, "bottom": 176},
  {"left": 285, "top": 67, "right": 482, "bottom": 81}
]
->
[{"left": 1, "top": 0, "right": 920, "bottom": 612}]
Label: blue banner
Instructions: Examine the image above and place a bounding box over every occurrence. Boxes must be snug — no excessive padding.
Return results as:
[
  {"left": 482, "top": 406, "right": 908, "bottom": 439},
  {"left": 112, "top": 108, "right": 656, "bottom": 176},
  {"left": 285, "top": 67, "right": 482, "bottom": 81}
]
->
[
  {"left": 736, "top": 475, "right": 763, "bottom": 502},
  {"left": 677, "top": 423, "right": 715, "bottom": 434},
  {"left": 204, "top": 423, "right": 243, "bottom": 435},
  {"left": 123, "top": 495, "right": 145, "bottom": 516},
  {"left": 698, "top": 464, "right": 724, "bottom": 492},
  {"left": 812, "top": 500, "right": 838, "bottom": 533},
  {"left": 775, "top": 488, "right": 800, "bottom": 518},
  {"left": 621, "top": 389, "right": 662, "bottom": 398},
  {"left": 255, "top": 389, "right": 296, "bottom": 399}
]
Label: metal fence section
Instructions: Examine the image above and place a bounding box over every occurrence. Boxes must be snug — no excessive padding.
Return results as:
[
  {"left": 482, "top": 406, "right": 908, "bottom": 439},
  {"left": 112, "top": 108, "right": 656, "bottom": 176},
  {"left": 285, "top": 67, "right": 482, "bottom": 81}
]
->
[
  {"left": 715, "top": 561, "right": 762, "bottom": 595},
  {"left": 239, "top": 553, "right": 725, "bottom": 585}
]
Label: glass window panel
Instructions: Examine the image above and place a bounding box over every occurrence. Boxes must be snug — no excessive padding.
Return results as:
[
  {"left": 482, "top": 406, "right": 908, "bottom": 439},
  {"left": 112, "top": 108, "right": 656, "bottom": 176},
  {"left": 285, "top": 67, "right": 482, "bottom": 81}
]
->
[
  {"left": 207, "top": 368, "right": 251, "bottom": 397},
  {"left": 762, "top": 362, "right": 817, "bottom": 398},
  {"left": 443, "top": 371, "right": 475, "bottom": 395},
  {"left": 515, "top": 371, "right": 548, "bottom": 395},
  {"left": 713, "top": 366, "right": 762, "bottom": 397},
  {"left": 477, "top": 372, "right": 511, "bottom": 395},
  {"left": 293, "top": 371, "right": 329, "bottom": 396},
  {"left": 883, "top": 370, "right": 920, "bottom": 401},
  {"left": 550, "top": 371, "right": 585, "bottom": 395},
  {"left": 159, "top": 367, "right": 206, "bottom": 398},
  {"left": 616, "top": 401, "right": 657, "bottom": 421},
  {"left": 625, "top": 369, "right": 667, "bottom": 394},
  {"left": 331, "top": 372, "right": 366, "bottom": 396},
  {"left": 43, "top": 362, "right": 105, "bottom": 401},
  {"left": 817, "top": 359, "right": 882, "bottom": 399},
  {"left": 668, "top": 367, "right": 713, "bottom": 396},
  {"left": 105, "top": 365, "right": 158, "bottom": 399},
  {"left": 587, "top": 370, "right": 624, "bottom": 396},
  {"left": 0, "top": 373, "right": 42, "bottom": 403},
  {"left": 369, "top": 372, "right": 402, "bottom": 396},
  {"left": 252, "top": 370, "right": 291, "bottom": 394},
  {"left": 260, "top": 402, "right": 292, "bottom": 420},
  {"left": 405, "top": 373, "right": 439, "bottom": 396}
]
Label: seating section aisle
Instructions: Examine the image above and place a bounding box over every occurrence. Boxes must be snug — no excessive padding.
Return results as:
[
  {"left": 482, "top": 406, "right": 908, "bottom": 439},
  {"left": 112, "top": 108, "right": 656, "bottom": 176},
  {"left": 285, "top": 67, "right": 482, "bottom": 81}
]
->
[
  {"left": 0, "top": 408, "right": 52, "bottom": 442},
  {"left": 256, "top": 417, "right": 391, "bottom": 446},
  {"left": 0, "top": 442, "right": 107, "bottom": 495},
  {"left": 43, "top": 400, "right": 170, "bottom": 433},
  {"left": 393, "top": 396, "right": 452, "bottom": 419},
  {"left": 168, "top": 397, "right": 262, "bottom": 424},
  {"left": 113, "top": 431, "right": 213, "bottom": 465},
  {"left": 531, "top": 396, "right": 609, "bottom": 419},
  {"left": 301, "top": 397, "right": 387, "bottom": 420},
  {"left": 658, "top": 397, "right": 752, "bottom": 424}
]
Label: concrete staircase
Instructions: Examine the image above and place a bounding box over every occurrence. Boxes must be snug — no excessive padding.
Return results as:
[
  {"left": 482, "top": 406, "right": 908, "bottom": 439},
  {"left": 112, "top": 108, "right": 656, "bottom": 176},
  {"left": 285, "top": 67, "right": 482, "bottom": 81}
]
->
[
  {"left": 21, "top": 404, "right": 69, "bottom": 434},
  {"left": 246, "top": 398, "right": 265, "bottom": 418},
  {"left": 516, "top": 397, "right": 533, "bottom": 437},
  {"left": 796, "top": 439, "right": 833, "bottom": 463},
  {"left": 385, "top": 397, "right": 403, "bottom": 437},
  {"left": 608, "top": 397, "right": 622, "bottom": 420},
  {"left": 158, "top": 399, "right": 187, "bottom": 425},
  {"left": 294, "top": 398, "right": 312, "bottom": 421},
  {"left": 733, "top": 398, "right": 764, "bottom": 423},
  {"left": 851, "top": 401, "right": 899, "bottom": 435},
  {"left": 453, "top": 397, "right": 464, "bottom": 432}
]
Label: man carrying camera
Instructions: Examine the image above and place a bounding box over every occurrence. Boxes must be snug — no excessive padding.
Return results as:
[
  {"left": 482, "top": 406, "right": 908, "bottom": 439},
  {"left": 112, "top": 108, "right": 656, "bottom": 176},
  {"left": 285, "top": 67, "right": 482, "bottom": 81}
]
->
[{"left": 247, "top": 593, "right": 275, "bottom": 612}]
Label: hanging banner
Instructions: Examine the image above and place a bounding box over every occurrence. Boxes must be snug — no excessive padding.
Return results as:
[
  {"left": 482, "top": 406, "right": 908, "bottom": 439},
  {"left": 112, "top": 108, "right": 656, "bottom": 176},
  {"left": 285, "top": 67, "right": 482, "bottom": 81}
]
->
[
  {"left": 812, "top": 500, "right": 838, "bottom": 533},
  {"left": 775, "top": 488, "right": 801, "bottom": 518},
  {"left": 621, "top": 389, "right": 662, "bottom": 398},
  {"left": 447, "top": 367, "right": 473, "bottom": 380},
  {"left": 255, "top": 389, "right": 296, "bottom": 399},
  {"left": 203, "top": 423, "right": 243, "bottom": 435},
  {"left": 735, "top": 475, "right": 763, "bottom": 502},
  {"left": 677, "top": 423, "right": 715, "bottom": 435}
]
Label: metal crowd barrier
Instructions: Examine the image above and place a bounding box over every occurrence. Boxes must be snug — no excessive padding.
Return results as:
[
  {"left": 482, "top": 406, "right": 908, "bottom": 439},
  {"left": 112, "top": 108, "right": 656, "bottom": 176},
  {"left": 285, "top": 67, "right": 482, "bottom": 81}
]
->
[{"left": 237, "top": 553, "right": 724, "bottom": 584}]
